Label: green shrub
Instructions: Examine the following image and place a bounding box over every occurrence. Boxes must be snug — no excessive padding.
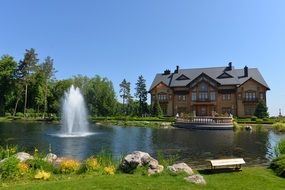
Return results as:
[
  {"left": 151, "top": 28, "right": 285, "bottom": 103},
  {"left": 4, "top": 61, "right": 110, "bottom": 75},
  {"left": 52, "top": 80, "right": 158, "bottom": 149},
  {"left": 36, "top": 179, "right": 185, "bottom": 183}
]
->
[
  {"left": 0, "top": 156, "right": 20, "bottom": 179},
  {"left": 15, "top": 112, "right": 24, "bottom": 117},
  {"left": 275, "top": 138, "right": 285, "bottom": 157},
  {"left": 156, "top": 151, "right": 179, "bottom": 167},
  {"left": 273, "top": 122, "right": 285, "bottom": 132},
  {"left": 83, "top": 156, "right": 101, "bottom": 172},
  {"left": 26, "top": 157, "right": 54, "bottom": 172},
  {"left": 270, "top": 154, "right": 285, "bottom": 177},
  {"left": 0, "top": 145, "right": 18, "bottom": 159},
  {"left": 251, "top": 116, "right": 257, "bottom": 121},
  {"left": 5, "top": 113, "right": 11, "bottom": 117},
  {"left": 233, "top": 121, "right": 242, "bottom": 130}
]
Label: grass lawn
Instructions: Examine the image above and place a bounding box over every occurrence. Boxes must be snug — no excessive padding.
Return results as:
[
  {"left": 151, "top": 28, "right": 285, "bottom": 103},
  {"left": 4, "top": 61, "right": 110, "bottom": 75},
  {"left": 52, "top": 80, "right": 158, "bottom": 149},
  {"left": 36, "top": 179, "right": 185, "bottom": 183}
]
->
[{"left": 1, "top": 167, "right": 284, "bottom": 190}]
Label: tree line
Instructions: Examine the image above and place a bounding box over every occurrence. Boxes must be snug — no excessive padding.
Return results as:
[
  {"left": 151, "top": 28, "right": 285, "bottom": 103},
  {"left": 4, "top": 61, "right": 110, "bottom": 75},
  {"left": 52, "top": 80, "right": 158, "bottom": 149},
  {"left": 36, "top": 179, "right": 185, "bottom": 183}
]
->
[{"left": 0, "top": 48, "right": 162, "bottom": 118}]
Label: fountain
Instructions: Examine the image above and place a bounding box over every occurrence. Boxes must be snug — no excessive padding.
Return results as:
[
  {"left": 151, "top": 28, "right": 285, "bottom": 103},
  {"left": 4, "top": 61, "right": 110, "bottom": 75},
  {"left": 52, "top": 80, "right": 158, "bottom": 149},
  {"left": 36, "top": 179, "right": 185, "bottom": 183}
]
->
[{"left": 58, "top": 85, "right": 93, "bottom": 137}]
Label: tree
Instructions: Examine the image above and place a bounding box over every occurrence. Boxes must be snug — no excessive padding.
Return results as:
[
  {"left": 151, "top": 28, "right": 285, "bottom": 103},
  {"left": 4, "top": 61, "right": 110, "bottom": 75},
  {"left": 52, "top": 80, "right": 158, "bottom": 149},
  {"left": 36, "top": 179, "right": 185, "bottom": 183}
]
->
[
  {"left": 40, "top": 56, "right": 56, "bottom": 118},
  {"left": 0, "top": 55, "right": 17, "bottom": 115},
  {"left": 17, "top": 48, "right": 39, "bottom": 117},
  {"left": 134, "top": 75, "right": 148, "bottom": 116},
  {"left": 254, "top": 101, "right": 269, "bottom": 118},
  {"left": 119, "top": 79, "right": 132, "bottom": 115},
  {"left": 151, "top": 98, "right": 163, "bottom": 117}
]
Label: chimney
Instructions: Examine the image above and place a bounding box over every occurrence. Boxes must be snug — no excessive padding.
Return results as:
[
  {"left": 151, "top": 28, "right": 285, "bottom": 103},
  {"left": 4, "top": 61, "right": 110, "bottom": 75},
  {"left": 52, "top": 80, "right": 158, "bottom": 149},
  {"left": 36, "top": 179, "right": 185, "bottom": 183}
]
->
[
  {"left": 228, "top": 62, "right": 232, "bottom": 70},
  {"left": 174, "top": 65, "right": 179, "bottom": 73},
  {"left": 244, "top": 66, "right": 248, "bottom": 77},
  {"left": 163, "top": 69, "right": 171, "bottom": 75}
]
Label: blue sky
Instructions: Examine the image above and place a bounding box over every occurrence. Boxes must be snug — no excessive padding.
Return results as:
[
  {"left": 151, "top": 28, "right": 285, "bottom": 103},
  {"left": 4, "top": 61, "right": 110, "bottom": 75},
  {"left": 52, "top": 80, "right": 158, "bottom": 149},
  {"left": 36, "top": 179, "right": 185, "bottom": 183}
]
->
[{"left": 0, "top": 0, "right": 284, "bottom": 116}]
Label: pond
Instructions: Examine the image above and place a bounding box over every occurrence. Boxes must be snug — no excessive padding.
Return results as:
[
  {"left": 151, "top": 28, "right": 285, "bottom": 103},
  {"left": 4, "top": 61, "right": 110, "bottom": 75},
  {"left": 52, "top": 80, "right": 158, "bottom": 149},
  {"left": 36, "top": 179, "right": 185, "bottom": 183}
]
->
[{"left": 0, "top": 122, "right": 284, "bottom": 168}]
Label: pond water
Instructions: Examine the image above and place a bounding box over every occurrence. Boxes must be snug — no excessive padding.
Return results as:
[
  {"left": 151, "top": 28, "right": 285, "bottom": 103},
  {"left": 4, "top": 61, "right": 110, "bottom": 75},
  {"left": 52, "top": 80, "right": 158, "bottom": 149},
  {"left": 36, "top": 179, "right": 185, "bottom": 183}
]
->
[{"left": 0, "top": 122, "right": 284, "bottom": 168}]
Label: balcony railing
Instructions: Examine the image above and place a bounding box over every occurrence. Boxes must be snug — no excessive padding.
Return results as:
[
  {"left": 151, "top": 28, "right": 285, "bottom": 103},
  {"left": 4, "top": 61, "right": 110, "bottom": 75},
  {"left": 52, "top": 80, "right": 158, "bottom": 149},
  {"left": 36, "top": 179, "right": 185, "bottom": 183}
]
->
[
  {"left": 176, "top": 116, "right": 233, "bottom": 124},
  {"left": 243, "top": 98, "right": 258, "bottom": 102},
  {"left": 192, "top": 98, "right": 215, "bottom": 102}
]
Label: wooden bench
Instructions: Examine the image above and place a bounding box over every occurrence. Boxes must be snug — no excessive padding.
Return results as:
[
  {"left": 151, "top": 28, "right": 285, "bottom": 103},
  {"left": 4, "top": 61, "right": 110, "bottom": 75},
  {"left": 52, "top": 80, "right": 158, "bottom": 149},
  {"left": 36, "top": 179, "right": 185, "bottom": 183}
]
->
[{"left": 208, "top": 158, "right": 245, "bottom": 170}]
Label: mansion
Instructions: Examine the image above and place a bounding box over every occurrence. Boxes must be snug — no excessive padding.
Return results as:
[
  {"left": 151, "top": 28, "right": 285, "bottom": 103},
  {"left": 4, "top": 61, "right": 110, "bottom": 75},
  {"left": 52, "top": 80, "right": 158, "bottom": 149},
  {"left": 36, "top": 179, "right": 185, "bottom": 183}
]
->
[{"left": 149, "top": 63, "right": 269, "bottom": 118}]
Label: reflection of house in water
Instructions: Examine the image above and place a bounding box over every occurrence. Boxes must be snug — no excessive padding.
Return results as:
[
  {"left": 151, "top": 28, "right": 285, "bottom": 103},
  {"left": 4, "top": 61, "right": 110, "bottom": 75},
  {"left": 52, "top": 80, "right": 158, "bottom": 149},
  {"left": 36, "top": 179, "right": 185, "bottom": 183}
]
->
[{"left": 111, "top": 127, "right": 153, "bottom": 156}]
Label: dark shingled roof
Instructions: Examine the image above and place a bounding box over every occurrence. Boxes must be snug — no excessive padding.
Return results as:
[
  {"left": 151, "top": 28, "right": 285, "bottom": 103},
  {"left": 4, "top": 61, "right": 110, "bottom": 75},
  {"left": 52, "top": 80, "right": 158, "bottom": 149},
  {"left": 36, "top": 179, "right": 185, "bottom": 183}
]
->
[{"left": 149, "top": 66, "right": 269, "bottom": 91}]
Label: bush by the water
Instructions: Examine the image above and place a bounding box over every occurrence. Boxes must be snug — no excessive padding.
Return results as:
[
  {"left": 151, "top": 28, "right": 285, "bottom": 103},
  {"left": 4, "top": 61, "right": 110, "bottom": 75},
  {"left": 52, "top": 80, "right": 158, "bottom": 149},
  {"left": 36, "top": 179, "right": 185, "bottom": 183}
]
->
[
  {"left": 270, "top": 154, "right": 285, "bottom": 177},
  {"left": 271, "top": 138, "right": 285, "bottom": 177},
  {"left": 273, "top": 122, "right": 285, "bottom": 132}
]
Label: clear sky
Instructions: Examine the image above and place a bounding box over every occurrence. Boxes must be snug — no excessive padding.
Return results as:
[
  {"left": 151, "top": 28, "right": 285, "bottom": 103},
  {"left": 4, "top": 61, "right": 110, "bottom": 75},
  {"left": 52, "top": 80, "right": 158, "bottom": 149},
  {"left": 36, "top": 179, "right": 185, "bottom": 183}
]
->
[{"left": 1, "top": 0, "right": 284, "bottom": 116}]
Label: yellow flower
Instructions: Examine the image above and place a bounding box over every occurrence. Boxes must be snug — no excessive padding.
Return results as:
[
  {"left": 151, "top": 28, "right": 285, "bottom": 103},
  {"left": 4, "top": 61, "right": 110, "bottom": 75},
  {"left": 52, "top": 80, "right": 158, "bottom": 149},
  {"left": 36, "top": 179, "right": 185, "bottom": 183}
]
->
[
  {"left": 59, "top": 159, "right": 80, "bottom": 174},
  {"left": 17, "top": 163, "right": 29, "bottom": 175},
  {"left": 85, "top": 157, "right": 100, "bottom": 171},
  {"left": 104, "top": 166, "right": 116, "bottom": 175},
  {"left": 34, "top": 170, "right": 51, "bottom": 180}
]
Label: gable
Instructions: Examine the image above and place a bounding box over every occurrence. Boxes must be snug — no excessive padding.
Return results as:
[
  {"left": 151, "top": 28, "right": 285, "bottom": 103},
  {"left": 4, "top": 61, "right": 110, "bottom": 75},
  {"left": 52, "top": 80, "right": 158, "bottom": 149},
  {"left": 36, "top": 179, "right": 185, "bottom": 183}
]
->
[
  {"left": 217, "top": 72, "right": 233, "bottom": 79},
  {"left": 188, "top": 73, "right": 219, "bottom": 88},
  {"left": 176, "top": 74, "right": 190, "bottom": 80}
]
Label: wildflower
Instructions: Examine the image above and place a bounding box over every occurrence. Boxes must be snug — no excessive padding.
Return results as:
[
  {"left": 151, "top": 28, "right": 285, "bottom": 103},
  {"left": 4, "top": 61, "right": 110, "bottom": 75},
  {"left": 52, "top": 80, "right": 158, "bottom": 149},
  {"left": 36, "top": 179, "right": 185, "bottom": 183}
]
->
[
  {"left": 59, "top": 159, "right": 80, "bottom": 174},
  {"left": 104, "top": 166, "right": 115, "bottom": 175},
  {"left": 34, "top": 170, "right": 51, "bottom": 180},
  {"left": 17, "top": 163, "right": 29, "bottom": 175}
]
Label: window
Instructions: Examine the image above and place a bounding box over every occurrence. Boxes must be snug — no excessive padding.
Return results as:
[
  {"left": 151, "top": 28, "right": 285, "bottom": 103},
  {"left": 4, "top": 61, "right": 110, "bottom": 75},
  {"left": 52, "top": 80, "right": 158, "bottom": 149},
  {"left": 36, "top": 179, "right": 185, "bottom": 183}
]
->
[
  {"left": 178, "top": 95, "right": 186, "bottom": 101},
  {"left": 245, "top": 91, "right": 256, "bottom": 101},
  {"left": 199, "top": 92, "right": 208, "bottom": 101},
  {"left": 199, "top": 82, "right": 208, "bottom": 92},
  {"left": 222, "top": 94, "right": 231, "bottom": 101},
  {"left": 210, "top": 92, "right": 216, "bottom": 101},
  {"left": 192, "top": 92, "right": 196, "bottom": 101},
  {"left": 158, "top": 94, "right": 167, "bottom": 101}
]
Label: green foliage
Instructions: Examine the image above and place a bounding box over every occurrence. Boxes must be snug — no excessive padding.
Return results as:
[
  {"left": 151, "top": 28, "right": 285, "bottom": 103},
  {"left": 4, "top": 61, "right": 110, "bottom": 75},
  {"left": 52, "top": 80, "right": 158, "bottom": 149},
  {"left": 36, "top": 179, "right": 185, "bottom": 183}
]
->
[
  {"left": 0, "top": 156, "right": 20, "bottom": 179},
  {"left": 254, "top": 102, "right": 269, "bottom": 118},
  {"left": 156, "top": 151, "right": 179, "bottom": 167},
  {"left": 233, "top": 121, "right": 242, "bottom": 130},
  {"left": 273, "top": 122, "right": 285, "bottom": 132},
  {"left": 119, "top": 79, "right": 133, "bottom": 115},
  {"left": 151, "top": 99, "right": 163, "bottom": 117},
  {"left": 0, "top": 145, "right": 18, "bottom": 159},
  {"left": 15, "top": 112, "right": 24, "bottom": 117},
  {"left": 135, "top": 75, "right": 148, "bottom": 116},
  {"left": 0, "top": 55, "right": 17, "bottom": 116},
  {"left": 275, "top": 138, "right": 285, "bottom": 157},
  {"left": 270, "top": 155, "right": 285, "bottom": 177},
  {"left": 26, "top": 157, "right": 54, "bottom": 172}
]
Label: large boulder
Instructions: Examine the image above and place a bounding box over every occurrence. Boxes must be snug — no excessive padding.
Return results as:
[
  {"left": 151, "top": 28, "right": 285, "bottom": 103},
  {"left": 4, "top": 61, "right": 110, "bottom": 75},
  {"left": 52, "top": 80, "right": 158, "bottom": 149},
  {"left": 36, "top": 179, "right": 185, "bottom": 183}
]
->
[
  {"left": 44, "top": 153, "right": 57, "bottom": 163},
  {"left": 184, "top": 174, "right": 206, "bottom": 185},
  {"left": 15, "top": 152, "right": 33, "bottom": 162},
  {"left": 167, "top": 163, "right": 194, "bottom": 175},
  {"left": 120, "top": 151, "right": 161, "bottom": 173}
]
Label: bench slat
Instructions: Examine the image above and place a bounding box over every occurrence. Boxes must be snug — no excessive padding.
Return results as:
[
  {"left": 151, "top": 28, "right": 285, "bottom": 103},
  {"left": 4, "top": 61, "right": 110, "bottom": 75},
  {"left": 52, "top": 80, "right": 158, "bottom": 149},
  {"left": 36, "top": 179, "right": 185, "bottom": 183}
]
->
[{"left": 209, "top": 158, "right": 245, "bottom": 167}]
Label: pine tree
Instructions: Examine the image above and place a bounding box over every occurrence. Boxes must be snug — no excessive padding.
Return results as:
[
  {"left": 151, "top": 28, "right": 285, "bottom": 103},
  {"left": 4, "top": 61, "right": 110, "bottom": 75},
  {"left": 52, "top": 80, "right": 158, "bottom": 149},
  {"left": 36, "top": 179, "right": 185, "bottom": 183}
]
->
[
  {"left": 254, "top": 101, "right": 269, "bottom": 118},
  {"left": 135, "top": 75, "right": 148, "bottom": 116},
  {"left": 151, "top": 98, "right": 163, "bottom": 117},
  {"left": 119, "top": 79, "right": 132, "bottom": 115}
]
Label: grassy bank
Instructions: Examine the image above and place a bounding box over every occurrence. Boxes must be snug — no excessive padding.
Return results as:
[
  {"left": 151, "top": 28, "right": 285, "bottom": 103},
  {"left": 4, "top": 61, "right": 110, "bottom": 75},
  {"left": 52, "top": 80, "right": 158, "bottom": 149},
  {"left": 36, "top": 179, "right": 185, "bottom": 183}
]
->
[{"left": 1, "top": 167, "right": 284, "bottom": 190}]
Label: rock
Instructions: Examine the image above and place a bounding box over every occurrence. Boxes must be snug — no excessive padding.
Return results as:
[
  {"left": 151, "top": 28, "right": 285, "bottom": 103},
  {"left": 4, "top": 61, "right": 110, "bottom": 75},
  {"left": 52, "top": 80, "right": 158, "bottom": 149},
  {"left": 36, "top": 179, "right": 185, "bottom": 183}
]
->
[
  {"left": 120, "top": 151, "right": 158, "bottom": 173},
  {"left": 184, "top": 175, "right": 206, "bottom": 185},
  {"left": 15, "top": 152, "right": 33, "bottom": 162},
  {"left": 53, "top": 157, "right": 66, "bottom": 168},
  {"left": 149, "top": 159, "right": 159, "bottom": 169},
  {"left": 148, "top": 164, "right": 164, "bottom": 175},
  {"left": 167, "top": 163, "right": 194, "bottom": 175},
  {"left": 44, "top": 153, "right": 57, "bottom": 163}
]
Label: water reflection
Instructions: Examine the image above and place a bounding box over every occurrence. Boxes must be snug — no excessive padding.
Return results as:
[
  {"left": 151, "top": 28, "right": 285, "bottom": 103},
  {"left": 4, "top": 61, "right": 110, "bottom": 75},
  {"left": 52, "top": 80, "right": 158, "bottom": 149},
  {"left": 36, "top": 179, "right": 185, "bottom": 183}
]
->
[{"left": 0, "top": 122, "right": 284, "bottom": 167}]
